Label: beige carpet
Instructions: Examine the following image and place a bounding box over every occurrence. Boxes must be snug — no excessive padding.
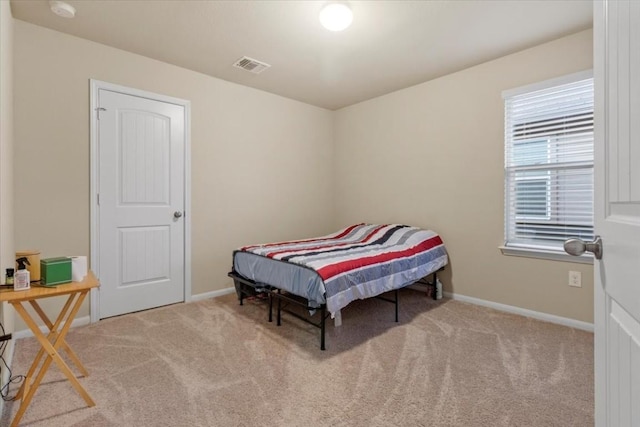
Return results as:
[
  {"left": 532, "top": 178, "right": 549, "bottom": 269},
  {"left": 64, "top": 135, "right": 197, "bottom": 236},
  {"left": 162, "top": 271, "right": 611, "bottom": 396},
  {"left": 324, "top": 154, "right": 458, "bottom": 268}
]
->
[{"left": 1, "top": 289, "right": 593, "bottom": 426}]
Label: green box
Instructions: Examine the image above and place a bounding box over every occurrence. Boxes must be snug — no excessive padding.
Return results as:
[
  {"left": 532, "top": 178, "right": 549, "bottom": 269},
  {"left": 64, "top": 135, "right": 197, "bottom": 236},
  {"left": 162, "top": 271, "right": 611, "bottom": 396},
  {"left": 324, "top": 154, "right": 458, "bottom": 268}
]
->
[{"left": 40, "top": 257, "right": 72, "bottom": 286}]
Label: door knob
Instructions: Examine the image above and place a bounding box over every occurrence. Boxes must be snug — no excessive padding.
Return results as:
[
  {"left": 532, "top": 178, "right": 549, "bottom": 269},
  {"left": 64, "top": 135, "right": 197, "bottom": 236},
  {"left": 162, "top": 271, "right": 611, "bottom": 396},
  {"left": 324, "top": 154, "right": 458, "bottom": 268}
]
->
[
  {"left": 173, "top": 211, "right": 183, "bottom": 219},
  {"left": 564, "top": 236, "right": 602, "bottom": 260}
]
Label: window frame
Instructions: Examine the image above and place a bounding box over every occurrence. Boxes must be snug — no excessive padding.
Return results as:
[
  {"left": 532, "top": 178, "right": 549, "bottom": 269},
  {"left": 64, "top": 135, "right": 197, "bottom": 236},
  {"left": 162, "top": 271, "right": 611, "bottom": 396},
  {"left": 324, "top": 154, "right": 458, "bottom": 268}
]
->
[{"left": 500, "top": 70, "right": 594, "bottom": 264}]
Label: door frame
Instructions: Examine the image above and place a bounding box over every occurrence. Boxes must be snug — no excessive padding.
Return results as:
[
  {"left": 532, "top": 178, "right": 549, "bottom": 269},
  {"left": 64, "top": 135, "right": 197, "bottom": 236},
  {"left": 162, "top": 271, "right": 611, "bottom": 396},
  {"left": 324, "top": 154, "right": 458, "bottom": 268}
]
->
[{"left": 89, "top": 79, "right": 192, "bottom": 322}]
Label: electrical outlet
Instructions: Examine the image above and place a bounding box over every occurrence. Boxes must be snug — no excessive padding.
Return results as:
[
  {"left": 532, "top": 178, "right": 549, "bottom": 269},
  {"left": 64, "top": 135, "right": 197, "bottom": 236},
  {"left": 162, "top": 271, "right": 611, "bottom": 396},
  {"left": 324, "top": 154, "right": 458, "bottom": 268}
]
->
[{"left": 569, "top": 271, "right": 582, "bottom": 287}]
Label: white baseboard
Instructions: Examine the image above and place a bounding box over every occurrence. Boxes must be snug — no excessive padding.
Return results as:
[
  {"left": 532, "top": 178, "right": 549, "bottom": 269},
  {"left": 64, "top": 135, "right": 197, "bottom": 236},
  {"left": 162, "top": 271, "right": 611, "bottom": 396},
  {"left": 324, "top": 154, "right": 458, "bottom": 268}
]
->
[
  {"left": 191, "top": 286, "right": 235, "bottom": 302},
  {"left": 443, "top": 291, "right": 594, "bottom": 332},
  {"left": 12, "top": 315, "right": 91, "bottom": 340}
]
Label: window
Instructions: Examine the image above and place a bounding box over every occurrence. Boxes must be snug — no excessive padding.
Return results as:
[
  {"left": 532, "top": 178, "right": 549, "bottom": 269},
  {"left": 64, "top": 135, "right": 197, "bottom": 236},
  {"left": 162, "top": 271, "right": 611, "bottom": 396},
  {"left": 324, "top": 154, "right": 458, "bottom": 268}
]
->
[{"left": 502, "top": 72, "right": 594, "bottom": 260}]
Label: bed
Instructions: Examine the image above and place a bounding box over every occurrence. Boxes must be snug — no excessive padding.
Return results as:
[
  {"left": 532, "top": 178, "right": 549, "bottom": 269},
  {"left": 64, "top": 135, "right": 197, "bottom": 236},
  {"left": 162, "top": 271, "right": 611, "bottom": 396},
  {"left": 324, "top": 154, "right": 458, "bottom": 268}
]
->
[{"left": 228, "top": 223, "right": 448, "bottom": 350}]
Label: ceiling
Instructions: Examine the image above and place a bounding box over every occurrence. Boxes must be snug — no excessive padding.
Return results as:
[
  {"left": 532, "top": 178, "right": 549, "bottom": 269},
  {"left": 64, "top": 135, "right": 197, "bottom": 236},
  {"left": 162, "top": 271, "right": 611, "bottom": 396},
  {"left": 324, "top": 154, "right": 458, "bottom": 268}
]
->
[{"left": 10, "top": 0, "right": 593, "bottom": 110}]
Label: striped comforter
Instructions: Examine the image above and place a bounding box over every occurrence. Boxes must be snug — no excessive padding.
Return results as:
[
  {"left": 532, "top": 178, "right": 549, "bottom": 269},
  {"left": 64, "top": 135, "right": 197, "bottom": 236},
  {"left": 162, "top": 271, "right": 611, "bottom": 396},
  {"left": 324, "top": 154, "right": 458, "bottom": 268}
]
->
[{"left": 235, "top": 224, "right": 448, "bottom": 315}]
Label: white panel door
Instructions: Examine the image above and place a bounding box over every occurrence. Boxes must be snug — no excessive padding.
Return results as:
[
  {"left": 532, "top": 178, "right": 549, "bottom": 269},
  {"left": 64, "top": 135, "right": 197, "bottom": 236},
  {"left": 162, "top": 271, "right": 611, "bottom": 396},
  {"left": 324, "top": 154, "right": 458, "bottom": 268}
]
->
[
  {"left": 594, "top": 1, "right": 640, "bottom": 425},
  {"left": 97, "top": 89, "right": 185, "bottom": 318}
]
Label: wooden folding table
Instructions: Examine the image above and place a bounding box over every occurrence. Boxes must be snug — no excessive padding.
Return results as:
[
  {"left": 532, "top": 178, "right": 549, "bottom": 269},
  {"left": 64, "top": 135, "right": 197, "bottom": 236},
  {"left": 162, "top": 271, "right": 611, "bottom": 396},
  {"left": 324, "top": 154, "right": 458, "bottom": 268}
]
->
[{"left": 0, "top": 271, "right": 99, "bottom": 427}]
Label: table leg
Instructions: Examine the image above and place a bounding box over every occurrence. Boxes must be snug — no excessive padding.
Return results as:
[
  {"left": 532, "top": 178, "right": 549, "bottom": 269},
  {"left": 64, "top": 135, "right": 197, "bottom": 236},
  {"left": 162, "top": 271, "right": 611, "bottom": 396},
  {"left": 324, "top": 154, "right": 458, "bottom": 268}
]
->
[
  {"left": 14, "top": 294, "right": 76, "bottom": 400},
  {"left": 29, "top": 299, "right": 89, "bottom": 377},
  {"left": 10, "top": 291, "right": 95, "bottom": 427}
]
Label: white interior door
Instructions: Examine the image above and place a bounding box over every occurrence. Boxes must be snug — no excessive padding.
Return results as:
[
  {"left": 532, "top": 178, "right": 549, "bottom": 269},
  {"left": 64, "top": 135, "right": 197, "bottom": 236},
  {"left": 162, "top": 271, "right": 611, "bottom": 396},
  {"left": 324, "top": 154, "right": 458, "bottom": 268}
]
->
[
  {"left": 97, "top": 88, "right": 185, "bottom": 318},
  {"left": 594, "top": 1, "right": 640, "bottom": 425}
]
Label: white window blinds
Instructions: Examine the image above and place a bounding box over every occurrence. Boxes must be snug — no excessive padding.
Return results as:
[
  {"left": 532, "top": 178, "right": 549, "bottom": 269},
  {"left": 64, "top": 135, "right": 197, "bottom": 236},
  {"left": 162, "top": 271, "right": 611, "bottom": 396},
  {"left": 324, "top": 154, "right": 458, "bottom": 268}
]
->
[{"left": 504, "top": 75, "right": 594, "bottom": 252}]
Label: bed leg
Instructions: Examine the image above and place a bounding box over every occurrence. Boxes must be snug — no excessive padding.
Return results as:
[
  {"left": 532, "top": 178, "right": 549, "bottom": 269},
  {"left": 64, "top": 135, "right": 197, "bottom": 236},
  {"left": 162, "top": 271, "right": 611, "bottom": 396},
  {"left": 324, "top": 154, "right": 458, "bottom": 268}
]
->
[
  {"left": 233, "top": 279, "right": 244, "bottom": 306},
  {"left": 395, "top": 289, "right": 399, "bottom": 322},
  {"left": 432, "top": 272, "right": 438, "bottom": 301},
  {"left": 268, "top": 291, "right": 273, "bottom": 322},
  {"left": 277, "top": 290, "right": 282, "bottom": 326},
  {"left": 320, "top": 304, "right": 326, "bottom": 351}
]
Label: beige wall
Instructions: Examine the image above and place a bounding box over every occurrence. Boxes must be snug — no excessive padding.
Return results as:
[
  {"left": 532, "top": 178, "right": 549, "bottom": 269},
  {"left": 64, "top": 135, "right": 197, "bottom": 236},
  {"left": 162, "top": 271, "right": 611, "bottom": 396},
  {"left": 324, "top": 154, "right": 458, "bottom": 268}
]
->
[
  {"left": 13, "top": 20, "right": 334, "bottom": 326},
  {"left": 0, "top": 0, "right": 15, "bottom": 391},
  {"left": 11, "top": 19, "right": 595, "bottom": 330},
  {"left": 333, "top": 30, "right": 594, "bottom": 323}
]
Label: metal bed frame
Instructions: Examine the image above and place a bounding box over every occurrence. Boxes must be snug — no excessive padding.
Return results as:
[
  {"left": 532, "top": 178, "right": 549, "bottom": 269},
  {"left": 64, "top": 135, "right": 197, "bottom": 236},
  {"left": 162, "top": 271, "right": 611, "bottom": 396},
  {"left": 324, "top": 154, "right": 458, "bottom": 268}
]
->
[{"left": 228, "top": 269, "right": 441, "bottom": 350}]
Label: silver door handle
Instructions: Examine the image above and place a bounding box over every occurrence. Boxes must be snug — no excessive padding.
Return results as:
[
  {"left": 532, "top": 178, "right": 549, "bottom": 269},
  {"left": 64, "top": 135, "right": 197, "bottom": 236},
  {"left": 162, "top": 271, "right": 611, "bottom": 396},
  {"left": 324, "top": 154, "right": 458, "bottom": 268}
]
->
[
  {"left": 173, "top": 211, "right": 183, "bottom": 219},
  {"left": 564, "top": 236, "right": 603, "bottom": 260}
]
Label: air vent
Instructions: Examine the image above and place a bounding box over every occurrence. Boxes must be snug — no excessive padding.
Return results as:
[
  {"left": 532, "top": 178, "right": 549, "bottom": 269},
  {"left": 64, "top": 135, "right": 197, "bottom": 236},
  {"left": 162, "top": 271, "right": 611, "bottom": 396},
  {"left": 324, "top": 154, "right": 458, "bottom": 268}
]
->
[{"left": 232, "top": 56, "right": 271, "bottom": 74}]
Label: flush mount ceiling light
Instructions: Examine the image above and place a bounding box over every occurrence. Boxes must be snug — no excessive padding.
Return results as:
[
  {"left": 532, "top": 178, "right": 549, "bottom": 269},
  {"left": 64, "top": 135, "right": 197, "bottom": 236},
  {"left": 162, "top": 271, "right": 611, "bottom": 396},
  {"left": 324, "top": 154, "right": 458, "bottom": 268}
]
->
[
  {"left": 319, "top": 2, "right": 353, "bottom": 32},
  {"left": 49, "top": 1, "right": 76, "bottom": 18}
]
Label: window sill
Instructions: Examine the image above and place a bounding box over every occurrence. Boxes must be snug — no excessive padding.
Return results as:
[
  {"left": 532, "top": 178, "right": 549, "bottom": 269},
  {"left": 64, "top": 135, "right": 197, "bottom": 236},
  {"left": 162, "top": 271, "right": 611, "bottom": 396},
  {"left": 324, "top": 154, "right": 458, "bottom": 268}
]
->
[{"left": 499, "top": 245, "right": 594, "bottom": 264}]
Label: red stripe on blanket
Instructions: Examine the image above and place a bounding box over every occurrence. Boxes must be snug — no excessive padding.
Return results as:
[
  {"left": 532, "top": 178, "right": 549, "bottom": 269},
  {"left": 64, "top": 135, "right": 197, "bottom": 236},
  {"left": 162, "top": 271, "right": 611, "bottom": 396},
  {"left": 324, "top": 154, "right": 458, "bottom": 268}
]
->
[
  {"left": 241, "top": 223, "right": 364, "bottom": 251},
  {"left": 316, "top": 235, "right": 444, "bottom": 281},
  {"left": 263, "top": 224, "right": 388, "bottom": 258}
]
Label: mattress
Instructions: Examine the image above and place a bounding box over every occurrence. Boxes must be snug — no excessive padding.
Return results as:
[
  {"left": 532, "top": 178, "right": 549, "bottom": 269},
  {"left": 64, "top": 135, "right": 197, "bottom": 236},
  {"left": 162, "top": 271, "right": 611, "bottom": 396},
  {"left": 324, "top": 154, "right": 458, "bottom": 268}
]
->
[{"left": 233, "top": 223, "right": 448, "bottom": 316}]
